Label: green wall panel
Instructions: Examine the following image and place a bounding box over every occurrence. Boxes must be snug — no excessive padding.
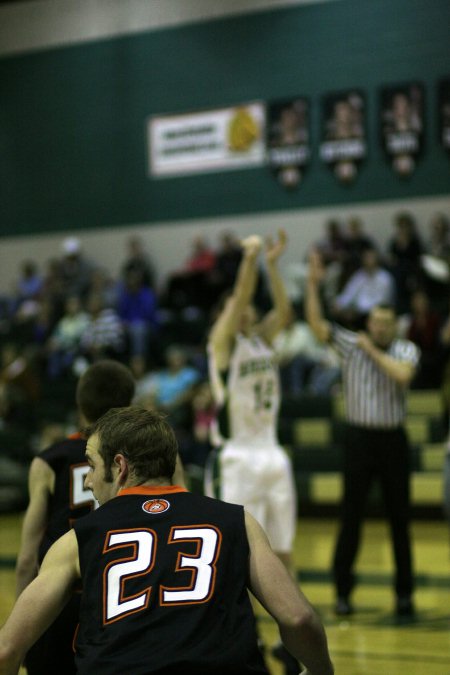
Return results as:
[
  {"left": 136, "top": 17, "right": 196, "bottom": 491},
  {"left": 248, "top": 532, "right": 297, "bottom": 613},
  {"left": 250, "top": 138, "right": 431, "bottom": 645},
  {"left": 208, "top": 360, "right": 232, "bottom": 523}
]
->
[{"left": 0, "top": 0, "right": 449, "bottom": 236}]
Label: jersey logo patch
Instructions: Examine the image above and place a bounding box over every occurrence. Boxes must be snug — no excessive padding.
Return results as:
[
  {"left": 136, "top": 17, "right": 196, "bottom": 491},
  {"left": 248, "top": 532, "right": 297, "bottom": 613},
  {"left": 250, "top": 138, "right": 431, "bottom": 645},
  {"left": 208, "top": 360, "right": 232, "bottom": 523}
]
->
[{"left": 142, "top": 498, "right": 170, "bottom": 514}]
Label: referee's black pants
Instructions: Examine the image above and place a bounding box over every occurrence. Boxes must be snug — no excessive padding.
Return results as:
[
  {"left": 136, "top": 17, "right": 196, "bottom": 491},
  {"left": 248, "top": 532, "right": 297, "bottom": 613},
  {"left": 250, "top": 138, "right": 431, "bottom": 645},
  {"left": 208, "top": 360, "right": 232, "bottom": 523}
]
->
[{"left": 332, "top": 424, "right": 414, "bottom": 599}]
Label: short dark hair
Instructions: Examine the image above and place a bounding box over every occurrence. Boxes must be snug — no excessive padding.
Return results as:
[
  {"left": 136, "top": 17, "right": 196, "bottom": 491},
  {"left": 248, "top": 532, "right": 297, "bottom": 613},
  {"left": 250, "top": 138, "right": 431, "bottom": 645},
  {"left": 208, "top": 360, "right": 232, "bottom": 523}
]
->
[
  {"left": 88, "top": 406, "right": 178, "bottom": 483},
  {"left": 76, "top": 360, "right": 135, "bottom": 423}
]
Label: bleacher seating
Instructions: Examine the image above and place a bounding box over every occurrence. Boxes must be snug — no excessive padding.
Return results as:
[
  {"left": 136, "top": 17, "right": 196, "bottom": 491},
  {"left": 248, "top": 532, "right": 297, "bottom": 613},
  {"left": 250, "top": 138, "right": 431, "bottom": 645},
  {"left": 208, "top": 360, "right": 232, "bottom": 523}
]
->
[{"left": 281, "top": 389, "right": 446, "bottom": 516}]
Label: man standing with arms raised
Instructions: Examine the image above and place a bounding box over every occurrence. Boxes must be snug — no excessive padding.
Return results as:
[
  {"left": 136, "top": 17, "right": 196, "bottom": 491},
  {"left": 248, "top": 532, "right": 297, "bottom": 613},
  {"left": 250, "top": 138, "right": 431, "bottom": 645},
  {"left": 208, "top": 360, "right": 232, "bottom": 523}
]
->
[{"left": 305, "top": 249, "right": 420, "bottom": 617}]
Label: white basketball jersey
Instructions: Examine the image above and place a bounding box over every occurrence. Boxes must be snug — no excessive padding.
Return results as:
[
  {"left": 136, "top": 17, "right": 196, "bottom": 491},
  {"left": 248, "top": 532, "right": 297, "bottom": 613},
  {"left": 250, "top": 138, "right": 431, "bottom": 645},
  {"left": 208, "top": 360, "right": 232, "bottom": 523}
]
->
[{"left": 209, "top": 333, "right": 280, "bottom": 447}]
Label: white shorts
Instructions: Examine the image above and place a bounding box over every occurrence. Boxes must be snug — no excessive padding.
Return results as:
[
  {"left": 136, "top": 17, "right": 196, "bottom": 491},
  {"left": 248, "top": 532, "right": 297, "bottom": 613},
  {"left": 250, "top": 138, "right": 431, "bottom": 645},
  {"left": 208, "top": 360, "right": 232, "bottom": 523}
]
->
[{"left": 205, "top": 441, "right": 297, "bottom": 554}]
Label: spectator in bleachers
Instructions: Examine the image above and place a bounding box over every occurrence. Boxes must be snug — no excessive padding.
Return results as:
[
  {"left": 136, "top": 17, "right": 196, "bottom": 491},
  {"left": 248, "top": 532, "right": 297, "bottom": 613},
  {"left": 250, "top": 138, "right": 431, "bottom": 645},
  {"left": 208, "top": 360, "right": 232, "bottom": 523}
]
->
[
  {"left": 41, "top": 257, "right": 66, "bottom": 321},
  {"left": 9, "top": 261, "right": 44, "bottom": 336},
  {"left": 20, "top": 298, "right": 55, "bottom": 379},
  {"left": 209, "top": 230, "right": 242, "bottom": 297},
  {"left": 116, "top": 268, "right": 159, "bottom": 359},
  {"left": 340, "top": 217, "right": 375, "bottom": 288},
  {"left": 315, "top": 219, "right": 347, "bottom": 267},
  {"left": 427, "top": 212, "right": 450, "bottom": 260},
  {"left": 314, "top": 220, "right": 348, "bottom": 313},
  {"left": 59, "top": 236, "right": 96, "bottom": 301},
  {"left": 0, "top": 342, "right": 40, "bottom": 430},
  {"left": 133, "top": 344, "right": 201, "bottom": 434},
  {"left": 398, "top": 289, "right": 442, "bottom": 389},
  {"left": 420, "top": 213, "right": 450, "bottom": 314},
  {"left": 164, "top": 234, "right": 216, "bottom": 310},
  {"left": 333, "top": 247, "right": 396, "bottom": 329},
  {"left": 14, "top": 260, "right": 43, "bottom": 308},
  {"left": 46, "top": 295, "right": 90, "bottom": 378},
  {"left": 129, "top": 354, "right": 155, "bottom": 407},
  {"left": 121, "top": 234, "right": 155, "bottom": 289},
  {"left": 386, "top": 211, "right": 423, "bottom": 314},
  {"left": 274, "top": 306, "right": 340, "bottom": 395},
  {"left": 89, "top": 268, "right": 119, "bottom": 309},
  {"left": 178, "top": 380, "right": 217, "bottom": 470},
  {"left": 80, "top": 293, "right": 126, "bottom": 363},
  {"left": 185, "top": 234, "right": 217, "bottom": 275}
]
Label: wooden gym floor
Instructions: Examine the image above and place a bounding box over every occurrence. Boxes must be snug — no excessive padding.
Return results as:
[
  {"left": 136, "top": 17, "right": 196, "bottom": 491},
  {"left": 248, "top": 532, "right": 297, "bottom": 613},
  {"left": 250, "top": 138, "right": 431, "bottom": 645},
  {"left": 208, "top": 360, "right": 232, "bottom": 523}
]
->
[{"left": 1, "top": 513, "right": 450, "bottom": 674}]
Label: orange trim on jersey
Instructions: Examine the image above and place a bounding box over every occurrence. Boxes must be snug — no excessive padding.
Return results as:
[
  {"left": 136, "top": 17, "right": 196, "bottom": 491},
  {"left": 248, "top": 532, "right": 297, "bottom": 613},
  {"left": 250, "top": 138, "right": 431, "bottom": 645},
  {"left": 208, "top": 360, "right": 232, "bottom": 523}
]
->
[
  {"left": 118, "top": 485, "right": 187, "bottom": 496},
  {"left": 68, "top": 431, "right": 84, "bottom": 440}
]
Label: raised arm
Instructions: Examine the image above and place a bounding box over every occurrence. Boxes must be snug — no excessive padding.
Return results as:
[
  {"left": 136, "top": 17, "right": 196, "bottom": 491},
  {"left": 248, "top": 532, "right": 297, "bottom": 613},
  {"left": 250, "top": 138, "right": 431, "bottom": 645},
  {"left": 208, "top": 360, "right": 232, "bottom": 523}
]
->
[
  {"left": 208, "top": 235, "right": 262, "bottom": 369},
  {"left": 245, "top": 512, "right": 334, "bottom": 675},
  {"left": 258, "top": 229, "right": 293, "bottom": 344},
  {"left": 0, "top": 530, "right": 80, "bottom": 675},
  {"left": 15, "top": 457, "right": 53, "bottom": 597},
  {"left": 305, "top": 249, "right": 332, "bottom": 344}
]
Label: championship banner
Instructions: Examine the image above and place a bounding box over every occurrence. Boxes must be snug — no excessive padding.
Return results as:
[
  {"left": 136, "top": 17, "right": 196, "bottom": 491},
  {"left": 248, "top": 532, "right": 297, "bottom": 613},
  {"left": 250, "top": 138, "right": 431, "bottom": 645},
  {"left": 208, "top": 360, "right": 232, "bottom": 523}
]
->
[
  {"left": 319, "top": 90, "right": 366, "bottom": 183},
  {"left": 439, "top": 78, "right": 450, "bottom": 152},
  {"left": 148, "top": 103, "right": 265, "bottom": 177},
  {"left": 266, "top": 98, "right": 310, "bottom": 189},
  {"left": 380, "top": 82, "right": 424, "bottom": 176}
]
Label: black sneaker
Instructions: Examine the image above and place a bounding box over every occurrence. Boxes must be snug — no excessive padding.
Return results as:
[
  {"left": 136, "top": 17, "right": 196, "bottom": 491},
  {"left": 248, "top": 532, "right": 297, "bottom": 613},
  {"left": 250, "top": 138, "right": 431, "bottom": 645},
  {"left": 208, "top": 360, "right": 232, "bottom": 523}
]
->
[
  {"left": 271, "top": 643, "right": 301, "bottom": 675},
  {"left": 335, "top": 596, "right": 353, "bottom": 616},
  {"left": 396, "top": 596, "right": 415, "bottom": 617}
]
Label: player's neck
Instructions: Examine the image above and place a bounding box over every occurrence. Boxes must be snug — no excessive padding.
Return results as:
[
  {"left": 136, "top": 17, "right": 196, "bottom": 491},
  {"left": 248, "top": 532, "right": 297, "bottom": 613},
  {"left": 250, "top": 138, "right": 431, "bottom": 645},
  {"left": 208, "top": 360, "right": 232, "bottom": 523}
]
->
[{"left": 125, "top": 477, "right": 173, "bottom": 489}]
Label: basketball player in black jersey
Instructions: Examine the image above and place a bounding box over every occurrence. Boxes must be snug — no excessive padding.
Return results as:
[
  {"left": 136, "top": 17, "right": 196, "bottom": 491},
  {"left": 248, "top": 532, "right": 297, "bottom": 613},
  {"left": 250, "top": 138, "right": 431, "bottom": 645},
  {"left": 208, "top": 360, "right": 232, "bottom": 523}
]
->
[
  {"left": 1, "top": 406, "right": 334, "bottom": 675},
  {"left": 14, "top": 360, "right": 136, "bottom": 675}
]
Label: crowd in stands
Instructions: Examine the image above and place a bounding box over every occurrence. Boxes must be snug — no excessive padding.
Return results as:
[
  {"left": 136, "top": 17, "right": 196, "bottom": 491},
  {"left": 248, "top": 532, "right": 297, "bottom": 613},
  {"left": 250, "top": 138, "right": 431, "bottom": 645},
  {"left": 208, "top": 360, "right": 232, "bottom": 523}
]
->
[{"left": 1, "top": 212, "right": 450, "bottom": 474}]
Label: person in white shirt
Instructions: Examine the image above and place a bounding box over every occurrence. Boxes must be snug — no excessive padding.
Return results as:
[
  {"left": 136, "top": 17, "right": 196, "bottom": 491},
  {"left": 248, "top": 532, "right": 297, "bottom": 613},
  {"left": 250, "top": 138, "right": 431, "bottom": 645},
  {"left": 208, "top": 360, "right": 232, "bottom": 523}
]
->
[{"left": 333, "top": 247, "right": 395, "bottom": 329}]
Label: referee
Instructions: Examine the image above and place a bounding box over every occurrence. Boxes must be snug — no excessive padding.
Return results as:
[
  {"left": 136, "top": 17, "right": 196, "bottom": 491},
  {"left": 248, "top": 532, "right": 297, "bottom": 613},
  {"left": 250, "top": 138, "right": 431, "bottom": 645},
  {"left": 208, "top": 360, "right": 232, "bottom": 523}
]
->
[{"left": 305, "top": 250, "right": 420, "bottom": 617}]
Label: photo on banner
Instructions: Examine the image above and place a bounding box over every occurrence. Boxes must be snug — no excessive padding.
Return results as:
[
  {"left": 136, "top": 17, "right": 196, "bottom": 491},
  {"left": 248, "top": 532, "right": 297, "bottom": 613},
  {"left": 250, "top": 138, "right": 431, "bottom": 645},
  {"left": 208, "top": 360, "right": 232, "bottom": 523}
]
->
[
  {"left": 439, "top": 78, "right": 450, "bottom": 153},
  {"left": 266, "top": 98, "right": 310, "bottom": 189},
  {"left": 319, "top": 90, "right": 366, "bottom": 183},
  {"left": 380, "top": 82, "right": 424, "bottom": 177}
]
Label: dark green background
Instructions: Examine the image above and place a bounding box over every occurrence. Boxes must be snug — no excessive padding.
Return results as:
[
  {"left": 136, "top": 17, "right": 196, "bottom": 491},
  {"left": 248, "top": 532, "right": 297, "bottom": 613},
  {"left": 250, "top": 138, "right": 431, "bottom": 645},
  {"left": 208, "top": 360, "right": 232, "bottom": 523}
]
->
[{"left": 0, "top": 0, "right": 449, "bottom": 236}]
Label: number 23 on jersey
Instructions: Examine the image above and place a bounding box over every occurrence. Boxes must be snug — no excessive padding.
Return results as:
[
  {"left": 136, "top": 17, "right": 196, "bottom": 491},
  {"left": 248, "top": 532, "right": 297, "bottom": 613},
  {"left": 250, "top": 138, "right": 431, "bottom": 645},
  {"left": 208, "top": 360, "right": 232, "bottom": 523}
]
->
[{"left": 103, "top": 525, "right": 222, "bottom": 624}]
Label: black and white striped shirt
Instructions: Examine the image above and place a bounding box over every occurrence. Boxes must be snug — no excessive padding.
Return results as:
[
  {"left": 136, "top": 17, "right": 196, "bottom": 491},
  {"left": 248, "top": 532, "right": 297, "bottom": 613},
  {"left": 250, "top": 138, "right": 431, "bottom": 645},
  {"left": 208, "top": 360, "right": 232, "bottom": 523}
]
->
[{"left": 332, "top": 324, "right": 420, "bottom": 429}]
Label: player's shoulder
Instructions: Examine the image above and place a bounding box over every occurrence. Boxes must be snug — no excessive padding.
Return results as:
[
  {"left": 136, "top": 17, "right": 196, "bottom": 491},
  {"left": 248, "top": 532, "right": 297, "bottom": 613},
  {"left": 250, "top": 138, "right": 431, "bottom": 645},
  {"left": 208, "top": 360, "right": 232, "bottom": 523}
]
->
[{"left": 184, "top": 491, "right": 245, "bottom": 519}]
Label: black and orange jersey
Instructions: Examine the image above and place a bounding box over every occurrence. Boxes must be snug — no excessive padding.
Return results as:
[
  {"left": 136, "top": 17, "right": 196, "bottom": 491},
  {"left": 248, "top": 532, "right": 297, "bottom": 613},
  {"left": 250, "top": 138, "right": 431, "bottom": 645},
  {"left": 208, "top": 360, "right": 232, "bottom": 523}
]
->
[
  {"left": 38, "top": 434, "right": 96, "bottom": 562},
  {"left": 74, "top": 486, "right": 268, "bottom": 675}
]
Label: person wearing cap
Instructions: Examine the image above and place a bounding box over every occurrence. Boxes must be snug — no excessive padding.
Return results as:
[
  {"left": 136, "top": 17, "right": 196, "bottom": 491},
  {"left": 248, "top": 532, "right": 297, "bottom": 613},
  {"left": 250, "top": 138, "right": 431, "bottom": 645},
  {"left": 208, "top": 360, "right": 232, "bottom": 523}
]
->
[{"left": 60, "top": 237, "right": 96, "bottom": 301}]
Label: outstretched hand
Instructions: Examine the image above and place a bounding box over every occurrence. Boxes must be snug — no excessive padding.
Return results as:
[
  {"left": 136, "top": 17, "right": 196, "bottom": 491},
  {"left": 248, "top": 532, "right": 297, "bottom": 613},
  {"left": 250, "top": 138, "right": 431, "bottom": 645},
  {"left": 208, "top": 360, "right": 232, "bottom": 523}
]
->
[
  {"left": 265, "top": 229, "right": 288, "bottom": 264},
  {"left": 241, "top": 235, "right": 263, "bottom": 257}
]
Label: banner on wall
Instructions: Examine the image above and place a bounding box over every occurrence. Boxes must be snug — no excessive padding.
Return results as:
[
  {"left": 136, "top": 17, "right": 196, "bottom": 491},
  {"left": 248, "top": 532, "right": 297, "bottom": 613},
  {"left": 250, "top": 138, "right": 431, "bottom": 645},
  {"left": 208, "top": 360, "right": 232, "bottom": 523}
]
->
[
  {"left": 148, "top": 103, "right": 265, "bottom": 177},
  {"left": 319, "top": 90, "right": 366, "bottom": 183},
  {"left": 266, "top": 97, "right": 310, "bottom": 189},
  {"left": 439, "top": 78, "right": 450, "bottom": 152},
  {"left": 380, "top": 82, "right": 424, "bottom": 176}
]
